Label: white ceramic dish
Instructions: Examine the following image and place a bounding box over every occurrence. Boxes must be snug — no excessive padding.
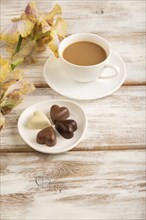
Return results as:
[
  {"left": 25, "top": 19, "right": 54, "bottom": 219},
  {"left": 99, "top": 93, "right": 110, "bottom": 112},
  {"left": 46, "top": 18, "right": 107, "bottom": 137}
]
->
[
  {"left": 18, "top": 100, "right": 87, "bottom": 154},
  {"left": 43, "top": 52, "right": 126, "bottom": 100}
]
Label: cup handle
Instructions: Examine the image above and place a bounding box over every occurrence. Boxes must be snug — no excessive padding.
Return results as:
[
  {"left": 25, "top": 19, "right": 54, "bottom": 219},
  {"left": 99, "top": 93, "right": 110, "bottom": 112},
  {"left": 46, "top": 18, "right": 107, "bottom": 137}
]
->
[{"left": 99, "top": 63, "right": 120, "bottom": 79}]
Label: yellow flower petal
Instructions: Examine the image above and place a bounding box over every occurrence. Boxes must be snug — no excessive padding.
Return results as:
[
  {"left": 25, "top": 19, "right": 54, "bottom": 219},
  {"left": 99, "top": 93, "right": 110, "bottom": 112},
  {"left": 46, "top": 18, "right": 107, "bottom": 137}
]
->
[
  {"left": 0, "top": 57, "right": 23, "bottom": 88},
  {"left": 0, "top": 57, "right": 11, "bottom": 83},
  {"left": 1, "top": 23, "right": 19, "bottom": 44},
  {"left": 16, "top": 18, "right": 35, "bottom": 38},
  {"left": 0, "top": 112, "right": 5, "bottom": 131},
  {"left": 1, "top": 17, "right": 35, "bottom": 44},
  {"left": 0, "top": 57, "right": 35, "bottom": 119},
  {"left": 0, "top": 56, "right": 9, "bottom": 66},
  {"left": 25, "top": 1, "right": 37, "bottom": 17},
  {"left": 48, "top": 4, "right": 62, "bottom": 19},
  {"left": 37, "top": 4, "right": 62, "bottom": 33},
  {"left": 12, "top": 40, "right": 36, "bottom": 61},
  {"left": 36, "top": 35, "right": 52, "bottom": 52},
  {"left": 49, "top": 17, "right": 67, "bottom": 57}
]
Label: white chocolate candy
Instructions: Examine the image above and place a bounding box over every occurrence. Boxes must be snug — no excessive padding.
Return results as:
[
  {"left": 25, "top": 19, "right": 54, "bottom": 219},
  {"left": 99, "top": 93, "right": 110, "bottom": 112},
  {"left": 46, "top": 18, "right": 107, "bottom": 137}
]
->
[{"left": 27, "top": 111, "right": 51, "bottom": 129}]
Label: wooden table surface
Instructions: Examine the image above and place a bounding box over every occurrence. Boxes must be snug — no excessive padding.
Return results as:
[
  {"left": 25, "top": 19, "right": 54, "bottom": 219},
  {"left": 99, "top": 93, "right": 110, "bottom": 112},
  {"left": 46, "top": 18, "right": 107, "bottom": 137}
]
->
[{"left": 0, "top": 1, "right": 145, "bottom": 219}]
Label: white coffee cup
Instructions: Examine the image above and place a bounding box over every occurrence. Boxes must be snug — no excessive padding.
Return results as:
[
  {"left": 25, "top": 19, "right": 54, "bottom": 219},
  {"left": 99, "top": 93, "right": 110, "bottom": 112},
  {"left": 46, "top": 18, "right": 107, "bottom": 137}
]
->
[{"left": 59, "top": 33, "right": 119, "bottom": 83}]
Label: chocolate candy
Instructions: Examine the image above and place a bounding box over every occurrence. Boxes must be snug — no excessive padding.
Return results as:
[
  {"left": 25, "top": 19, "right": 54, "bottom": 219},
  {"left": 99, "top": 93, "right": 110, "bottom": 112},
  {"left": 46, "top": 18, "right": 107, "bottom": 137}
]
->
[
  {"left": 56, "top": 119, "right": 77, "bottom": 131},
  {"left": 55, "top": 119, "right": 77, "bottom": 139},
  {"left": 66, "top": 119, "right": 77, "bottom": 131},
  {"left": 27, "top": 111, "right": 51, "bottom": 129},
  {"left": 50, "top": 105, "right": 69, "bottom": 124},
  {"left": 36, "top": 126, "right": 57, "bottom": 147},
  {"left": 35, "top": 105, "right": 78, "bottom": 147}
]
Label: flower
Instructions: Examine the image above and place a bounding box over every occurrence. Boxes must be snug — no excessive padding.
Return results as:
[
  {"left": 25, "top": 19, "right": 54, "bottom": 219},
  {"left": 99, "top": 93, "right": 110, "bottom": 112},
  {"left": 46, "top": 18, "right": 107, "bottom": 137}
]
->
[
  {"left": 49, "top": 17, "right": 67, "bottom": 57},
  {"left": 1, "top": 3, "right": 36, "bottom": 44},
  {"left": 0, "top": 57, "right": 35, "bottom": 130},
  {"left": 1, "top": 2, "right": 67, "bottom": 67}
]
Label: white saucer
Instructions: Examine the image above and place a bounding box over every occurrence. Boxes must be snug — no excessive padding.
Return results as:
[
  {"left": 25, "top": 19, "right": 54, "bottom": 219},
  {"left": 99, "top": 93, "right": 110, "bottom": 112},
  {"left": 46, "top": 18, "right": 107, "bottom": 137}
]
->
[
  {"left": 43, "top": 53, "right": 126, "bottom": 100},
  {"left": 18, "top": 100, "right": 87, "bottom": 154}
]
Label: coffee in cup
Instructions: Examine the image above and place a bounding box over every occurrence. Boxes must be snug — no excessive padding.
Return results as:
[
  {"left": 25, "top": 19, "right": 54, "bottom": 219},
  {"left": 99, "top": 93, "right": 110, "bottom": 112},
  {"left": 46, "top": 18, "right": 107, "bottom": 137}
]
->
[
  {"left": 62, "top": 41, "right": 107, "bottom": 66},
  {"left": 59, "top": 33, "right": 119, "bottom": 83}
]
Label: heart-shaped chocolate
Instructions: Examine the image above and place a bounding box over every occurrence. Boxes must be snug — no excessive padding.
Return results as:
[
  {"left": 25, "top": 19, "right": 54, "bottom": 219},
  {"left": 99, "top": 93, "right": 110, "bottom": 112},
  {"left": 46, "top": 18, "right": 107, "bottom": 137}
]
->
[
  {"left": 27, "top": 111, "right": 51, "bottom": 129},
  {"left": 50, "top": 105, "right": 69, "bottom": 124},
  {"left": 56, "top": 119, "right": 77, "bottom": 131},
  {"left": 55, "top": 119, "right": 77, "bottom": 139},
  {"left": 36, "top": 126, "right": 57, "bottom": 147}
]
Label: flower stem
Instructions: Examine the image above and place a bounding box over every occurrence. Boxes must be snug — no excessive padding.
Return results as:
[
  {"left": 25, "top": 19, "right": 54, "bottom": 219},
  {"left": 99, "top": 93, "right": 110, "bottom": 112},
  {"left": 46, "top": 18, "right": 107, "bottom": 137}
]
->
[
  {"left": 11, "top": 58, "right": 24, "bottom": 70},
  {"left": 15, "top": 35, "right": 23, "bottom": 53}
]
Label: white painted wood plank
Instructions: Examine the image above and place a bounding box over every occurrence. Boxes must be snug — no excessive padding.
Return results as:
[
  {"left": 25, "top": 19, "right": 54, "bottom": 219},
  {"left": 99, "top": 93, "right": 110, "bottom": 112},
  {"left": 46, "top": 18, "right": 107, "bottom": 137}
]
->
[
  {"left": 1, "top": 0, "right": 145, "bottom": 34},
  {"left": 1, "top": 150, "right": 145, "bottom": 220},
  {"left": 1, "top": 86, "right": 145, "bottom": 152}
]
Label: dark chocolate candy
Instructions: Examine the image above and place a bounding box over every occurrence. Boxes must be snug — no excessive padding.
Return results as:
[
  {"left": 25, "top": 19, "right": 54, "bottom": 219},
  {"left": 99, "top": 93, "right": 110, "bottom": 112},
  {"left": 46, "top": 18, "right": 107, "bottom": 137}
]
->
[
  {"left": 55, "top": 119, "right": 77, "bottom": 139},
  {"left": 36, "top": 126, "right": 56, "bottom": 147},
  {"left": 50, "top": 105, "right": 69, "bottom": 124},
  {"left": 57, "top": 119, "right": 77, "bottom": 131}
]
